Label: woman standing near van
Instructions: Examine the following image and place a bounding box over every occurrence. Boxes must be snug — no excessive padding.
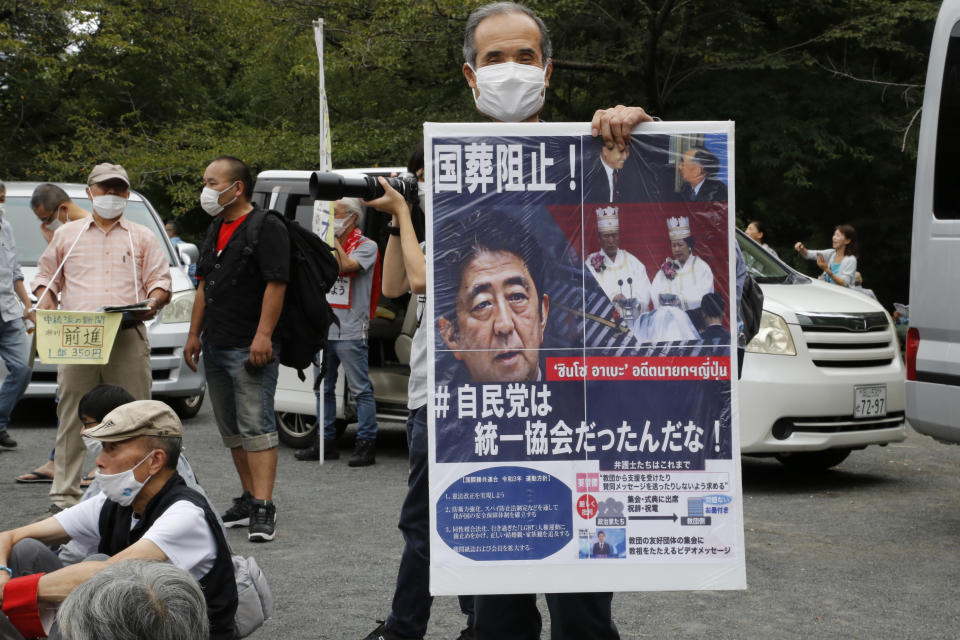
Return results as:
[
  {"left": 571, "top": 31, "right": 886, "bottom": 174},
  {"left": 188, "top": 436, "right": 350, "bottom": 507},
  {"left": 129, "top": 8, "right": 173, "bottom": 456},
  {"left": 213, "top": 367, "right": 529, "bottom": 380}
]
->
[
  {"left": 794, "top": 224, "right": 859, "bottom": 287},
  {"left": 745, "top": 220, "right": 778, "bottom": 257}
]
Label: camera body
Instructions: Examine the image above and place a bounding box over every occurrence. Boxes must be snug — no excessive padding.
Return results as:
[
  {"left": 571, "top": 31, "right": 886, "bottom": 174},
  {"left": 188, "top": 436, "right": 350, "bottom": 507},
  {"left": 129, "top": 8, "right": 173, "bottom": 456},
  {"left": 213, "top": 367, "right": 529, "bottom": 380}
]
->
[{"left": 309, "top": 171, "right": 418, "bottom": 206}]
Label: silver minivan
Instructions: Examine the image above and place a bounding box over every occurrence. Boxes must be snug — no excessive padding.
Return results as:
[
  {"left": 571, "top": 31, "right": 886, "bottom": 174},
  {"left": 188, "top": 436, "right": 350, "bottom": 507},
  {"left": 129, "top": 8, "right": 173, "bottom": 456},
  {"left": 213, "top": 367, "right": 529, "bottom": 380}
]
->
[
  {"left": 906, "top": 0, "right": 960, "bottom": 443},
  {"left": 1, "top": 182, "right": 206, "bottom": 418}
]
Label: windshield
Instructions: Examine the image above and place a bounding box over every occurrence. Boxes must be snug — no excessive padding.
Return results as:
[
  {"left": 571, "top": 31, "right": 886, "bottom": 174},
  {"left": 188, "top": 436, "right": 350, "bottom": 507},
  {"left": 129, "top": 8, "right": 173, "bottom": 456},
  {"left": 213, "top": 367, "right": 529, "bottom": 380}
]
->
[
  {"left": 736, "top": 230, "right": 802, "bottom": 284},
  {"left": 3, "top": 195, "right": 175, "bottom": 267}
]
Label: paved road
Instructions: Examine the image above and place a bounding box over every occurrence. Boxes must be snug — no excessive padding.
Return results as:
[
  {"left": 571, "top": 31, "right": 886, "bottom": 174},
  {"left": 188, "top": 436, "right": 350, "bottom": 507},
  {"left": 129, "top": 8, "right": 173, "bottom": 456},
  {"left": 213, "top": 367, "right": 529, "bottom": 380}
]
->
[{"left": 2, "top": 399, "right": 958, "bottom": 639}]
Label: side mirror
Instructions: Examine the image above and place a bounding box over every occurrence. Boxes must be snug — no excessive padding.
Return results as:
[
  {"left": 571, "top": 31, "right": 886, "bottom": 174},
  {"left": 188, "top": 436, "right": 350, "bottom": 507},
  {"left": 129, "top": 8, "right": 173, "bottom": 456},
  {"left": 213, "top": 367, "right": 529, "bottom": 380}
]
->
[{"left": 177, "top": 243, "right": 199, "bottom": 266}]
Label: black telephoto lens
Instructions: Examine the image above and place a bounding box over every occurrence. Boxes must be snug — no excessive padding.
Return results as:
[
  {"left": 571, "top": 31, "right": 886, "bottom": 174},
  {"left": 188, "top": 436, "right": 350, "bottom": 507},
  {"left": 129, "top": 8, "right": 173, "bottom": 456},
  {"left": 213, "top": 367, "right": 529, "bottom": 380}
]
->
[
  {"left": 309, "top": 172, "right": 382, "bottom": 201},
  {"left": 309, "top": 171, "right": 419, "bottom": 205}
]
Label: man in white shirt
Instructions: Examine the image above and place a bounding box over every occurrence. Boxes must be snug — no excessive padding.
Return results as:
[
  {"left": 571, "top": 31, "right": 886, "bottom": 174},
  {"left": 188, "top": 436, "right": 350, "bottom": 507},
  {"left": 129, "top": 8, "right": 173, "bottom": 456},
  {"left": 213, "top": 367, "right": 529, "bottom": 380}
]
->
[
  {"left": 0, "top": 401, "right": 236, "bottom": 640},
  {"left": 585, "top": 205, "right": 651, "bottom": 320}
]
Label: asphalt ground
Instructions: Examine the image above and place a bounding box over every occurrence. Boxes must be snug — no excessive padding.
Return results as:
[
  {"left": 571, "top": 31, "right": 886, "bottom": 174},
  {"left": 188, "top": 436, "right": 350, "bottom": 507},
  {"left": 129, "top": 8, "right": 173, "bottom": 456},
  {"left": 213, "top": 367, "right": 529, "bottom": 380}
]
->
[{"left": 1, "top": 398, "right": 959, "bottom": 640}]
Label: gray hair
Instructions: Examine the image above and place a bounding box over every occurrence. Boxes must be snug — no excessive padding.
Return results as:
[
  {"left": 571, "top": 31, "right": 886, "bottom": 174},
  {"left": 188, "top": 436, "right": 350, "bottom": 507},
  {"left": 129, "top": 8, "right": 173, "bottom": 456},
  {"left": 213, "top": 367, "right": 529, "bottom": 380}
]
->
[
  {"left": 56, "top": 560, "right": 209, "bottom": 640},
  {"left": 336, "top": 197, "right": 364, "bottom": 227},
  {"left": 145, "top": 435, "right": 182, "bottom": 470},
  {"left": 462, "top": 2, "right": 552, "bottom": 67},
  {"left": 30, "top": 183, "right": 70, "bottom": 213}
]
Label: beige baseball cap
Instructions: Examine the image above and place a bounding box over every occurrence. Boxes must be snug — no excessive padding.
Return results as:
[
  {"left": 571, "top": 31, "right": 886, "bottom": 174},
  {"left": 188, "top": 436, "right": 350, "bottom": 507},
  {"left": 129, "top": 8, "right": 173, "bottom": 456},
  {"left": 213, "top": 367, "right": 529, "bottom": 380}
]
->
[
  {"left": 83, "top": 400, "right": 182, "bottom": 442},
  {"left": 87, "top": 163, "right": 130, "bottom": 187}
]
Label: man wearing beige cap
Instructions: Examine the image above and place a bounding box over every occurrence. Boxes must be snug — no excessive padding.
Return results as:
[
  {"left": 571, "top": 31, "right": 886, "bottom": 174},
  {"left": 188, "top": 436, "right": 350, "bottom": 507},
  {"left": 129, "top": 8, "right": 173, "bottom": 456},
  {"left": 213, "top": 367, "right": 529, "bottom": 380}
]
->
[
  {"left": 31, "top": 163, "right": 172, "bottom": 514},
  {"left": 0, "top": 400, "right": 237, "bottom": 640}
]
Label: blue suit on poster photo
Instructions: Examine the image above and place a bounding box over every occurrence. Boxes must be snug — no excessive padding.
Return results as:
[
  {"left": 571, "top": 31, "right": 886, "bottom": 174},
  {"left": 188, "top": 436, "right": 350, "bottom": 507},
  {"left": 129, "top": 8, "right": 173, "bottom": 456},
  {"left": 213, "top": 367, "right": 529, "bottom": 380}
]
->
[{"left": 592, "top": 535, "right": 613, "bottom": 558}]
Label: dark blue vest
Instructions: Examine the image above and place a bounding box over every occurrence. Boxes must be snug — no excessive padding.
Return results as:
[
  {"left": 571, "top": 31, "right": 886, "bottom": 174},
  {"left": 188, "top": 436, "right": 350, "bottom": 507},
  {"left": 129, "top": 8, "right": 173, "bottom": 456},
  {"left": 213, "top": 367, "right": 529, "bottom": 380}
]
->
[{"left": 97, "top": 473, "right": 238, "bottom": 640}]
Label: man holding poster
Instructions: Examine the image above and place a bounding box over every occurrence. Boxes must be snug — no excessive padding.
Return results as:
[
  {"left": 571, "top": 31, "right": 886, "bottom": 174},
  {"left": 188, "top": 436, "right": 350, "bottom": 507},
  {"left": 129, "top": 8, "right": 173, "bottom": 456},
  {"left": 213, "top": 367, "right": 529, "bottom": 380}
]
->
[
  {"left": 449, "top": 3, "right": 653, "bottom": 639},
  {"left": 32, "top": 163, "right": 171, "bottom": 513},
  {"left": 423, "top": 4, "right": 745, "bottom": 640}
]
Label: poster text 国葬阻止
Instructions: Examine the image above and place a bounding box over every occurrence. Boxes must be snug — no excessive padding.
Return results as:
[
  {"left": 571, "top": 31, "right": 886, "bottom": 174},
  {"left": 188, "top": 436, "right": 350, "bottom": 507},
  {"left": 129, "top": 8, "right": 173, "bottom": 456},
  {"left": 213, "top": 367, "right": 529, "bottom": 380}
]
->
[{"left": 426, "top": 121, "right": 746, "bottom": 594}]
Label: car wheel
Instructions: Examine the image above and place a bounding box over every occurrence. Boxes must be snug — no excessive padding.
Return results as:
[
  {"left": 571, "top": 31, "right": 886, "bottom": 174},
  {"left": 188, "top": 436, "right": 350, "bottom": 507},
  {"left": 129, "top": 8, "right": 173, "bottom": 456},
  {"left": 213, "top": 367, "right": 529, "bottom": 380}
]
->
[
  {"left": 775, "top": 448, "right": 852, "bottom": 471},
  {"left": 276, "top": 412, "right": 319, "bottom": 449},
  {"left": 165, "top": 390, "right": 205, "bottom": 420}
]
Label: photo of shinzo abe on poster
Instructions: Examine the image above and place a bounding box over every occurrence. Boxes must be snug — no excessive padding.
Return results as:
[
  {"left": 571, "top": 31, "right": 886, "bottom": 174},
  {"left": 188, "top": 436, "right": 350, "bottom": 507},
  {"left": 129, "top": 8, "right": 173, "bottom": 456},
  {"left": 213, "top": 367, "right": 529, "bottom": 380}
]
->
[{"left": 425, "top": 121, "right": 746, "bottom": 595}]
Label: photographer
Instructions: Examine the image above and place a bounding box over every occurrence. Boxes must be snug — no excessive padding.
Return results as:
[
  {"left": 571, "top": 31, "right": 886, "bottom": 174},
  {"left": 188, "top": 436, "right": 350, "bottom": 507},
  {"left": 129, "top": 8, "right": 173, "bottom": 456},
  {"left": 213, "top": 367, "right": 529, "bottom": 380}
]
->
[{"left": 360, "top": 146, "right": 475, "bottom": 640}]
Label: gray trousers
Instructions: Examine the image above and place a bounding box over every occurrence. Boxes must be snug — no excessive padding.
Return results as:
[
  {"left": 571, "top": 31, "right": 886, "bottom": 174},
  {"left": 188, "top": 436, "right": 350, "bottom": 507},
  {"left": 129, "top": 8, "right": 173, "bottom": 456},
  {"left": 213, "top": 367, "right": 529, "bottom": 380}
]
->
[{"left": 7, "top": 539, "right": 109, "bottom": 640}]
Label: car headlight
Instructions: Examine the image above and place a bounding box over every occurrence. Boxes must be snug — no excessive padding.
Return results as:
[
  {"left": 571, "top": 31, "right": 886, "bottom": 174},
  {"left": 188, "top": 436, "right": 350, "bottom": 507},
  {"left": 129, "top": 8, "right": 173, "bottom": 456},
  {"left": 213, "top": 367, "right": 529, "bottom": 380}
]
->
[
  {"left": 160, "top": 290, "right": 196, "bottom": 324},
  {"left": 746, "top": 310, "right": 796, "bottom": 356}
]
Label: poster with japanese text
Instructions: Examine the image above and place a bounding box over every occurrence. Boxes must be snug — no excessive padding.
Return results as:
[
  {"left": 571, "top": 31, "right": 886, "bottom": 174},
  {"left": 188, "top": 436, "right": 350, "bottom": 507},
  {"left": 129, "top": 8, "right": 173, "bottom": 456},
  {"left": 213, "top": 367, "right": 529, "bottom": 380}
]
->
[
  {"left": 35, "top": 310, "right": 122, "bottom": 365},
  {"left": 425, "top": 121, "right": 745, "bottom": 594}
]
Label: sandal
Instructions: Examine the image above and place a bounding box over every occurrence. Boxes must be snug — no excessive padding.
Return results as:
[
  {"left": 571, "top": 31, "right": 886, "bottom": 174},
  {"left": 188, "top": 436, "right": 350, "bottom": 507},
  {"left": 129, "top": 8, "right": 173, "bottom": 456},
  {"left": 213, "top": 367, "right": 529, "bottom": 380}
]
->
[
  {"left": 16, "top": 470, "right": 54, "bottom": 484},
  {"left": 80, "top": 471, "right": 96, "bottom": 489}
]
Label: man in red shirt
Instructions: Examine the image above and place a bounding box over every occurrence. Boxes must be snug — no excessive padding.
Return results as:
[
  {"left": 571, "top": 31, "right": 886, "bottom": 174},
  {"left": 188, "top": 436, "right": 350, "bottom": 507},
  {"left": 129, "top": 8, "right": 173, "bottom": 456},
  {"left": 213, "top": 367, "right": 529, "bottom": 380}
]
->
[{"left": 185, "top": 156, "right": 288, "bottom": 543}]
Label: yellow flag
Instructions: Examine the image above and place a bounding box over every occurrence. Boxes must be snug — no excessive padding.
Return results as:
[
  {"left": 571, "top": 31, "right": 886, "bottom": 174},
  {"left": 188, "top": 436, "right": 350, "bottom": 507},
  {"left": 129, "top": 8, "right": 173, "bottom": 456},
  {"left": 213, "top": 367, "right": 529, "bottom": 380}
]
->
[{"left": 35, "top": 310, "right": 122, "bottom": 365}]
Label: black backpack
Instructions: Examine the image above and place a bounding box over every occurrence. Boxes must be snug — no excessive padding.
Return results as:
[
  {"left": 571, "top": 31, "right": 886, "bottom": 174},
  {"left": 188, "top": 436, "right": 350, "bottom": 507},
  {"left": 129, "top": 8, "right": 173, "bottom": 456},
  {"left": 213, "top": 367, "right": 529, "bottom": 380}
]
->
[
  {"left": 740, "top": 272, "right": 764, "bottom": 345},
  {"left": 244, "top": 208, "right": 340, "bottom": 387}
]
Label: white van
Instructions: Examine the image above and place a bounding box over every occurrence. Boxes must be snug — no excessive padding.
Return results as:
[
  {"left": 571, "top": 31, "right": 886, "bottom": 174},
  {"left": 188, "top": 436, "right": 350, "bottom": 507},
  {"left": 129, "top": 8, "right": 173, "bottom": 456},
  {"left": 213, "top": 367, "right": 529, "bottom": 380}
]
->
[
  {"left": 738, "top": 231, "right": 906, "bottom": 469},
  {"left": 1, "top": 182, "right": 206, "bottom": 418},
  {"left": 906, "top": 0, "right": 960, "bottom": 443},
  {"left": 251, "top": 168, "right": 412, "bottom": 447}
]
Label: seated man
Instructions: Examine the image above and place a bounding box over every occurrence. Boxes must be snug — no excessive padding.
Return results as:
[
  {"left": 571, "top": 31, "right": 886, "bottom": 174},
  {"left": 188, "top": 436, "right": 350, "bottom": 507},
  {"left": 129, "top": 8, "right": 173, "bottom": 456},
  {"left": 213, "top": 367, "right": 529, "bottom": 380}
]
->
[
  {"left": 56, "top": 560, "right": 209, "bottom": 640},
  {"left": 0, "top": 401, "right": 236, "bottom": 640},
  {"left": 57, "top": 385, "right": 220, "bottom": 566}
]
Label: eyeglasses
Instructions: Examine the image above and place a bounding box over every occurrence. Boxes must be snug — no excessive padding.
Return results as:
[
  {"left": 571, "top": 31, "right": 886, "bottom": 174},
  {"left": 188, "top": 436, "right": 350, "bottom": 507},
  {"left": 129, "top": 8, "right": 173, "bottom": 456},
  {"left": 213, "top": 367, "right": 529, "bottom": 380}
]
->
[{"left": 81, "top": 419, "right": 99, "bottom": 428}]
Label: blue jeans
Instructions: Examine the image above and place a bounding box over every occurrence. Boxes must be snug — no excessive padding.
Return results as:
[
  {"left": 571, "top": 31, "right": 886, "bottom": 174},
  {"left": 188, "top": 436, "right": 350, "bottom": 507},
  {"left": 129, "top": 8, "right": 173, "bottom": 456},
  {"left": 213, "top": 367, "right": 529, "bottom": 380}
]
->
[
  {"left": 204, "top": 345, "right": 280, "bottom": 451},
  {"left": 0, "top": 317, "right": 30, "bottom": 432},
  {"left": 318, "top": 339, "right": 377, "bottom": 442}
]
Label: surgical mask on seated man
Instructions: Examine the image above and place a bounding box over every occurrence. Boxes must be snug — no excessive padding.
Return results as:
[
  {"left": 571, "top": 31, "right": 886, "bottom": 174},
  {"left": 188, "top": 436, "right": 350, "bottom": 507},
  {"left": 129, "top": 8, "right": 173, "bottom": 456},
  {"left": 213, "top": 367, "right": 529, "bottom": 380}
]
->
[{"left": 95, "top": 452, "right": 154, "bottom": 507}]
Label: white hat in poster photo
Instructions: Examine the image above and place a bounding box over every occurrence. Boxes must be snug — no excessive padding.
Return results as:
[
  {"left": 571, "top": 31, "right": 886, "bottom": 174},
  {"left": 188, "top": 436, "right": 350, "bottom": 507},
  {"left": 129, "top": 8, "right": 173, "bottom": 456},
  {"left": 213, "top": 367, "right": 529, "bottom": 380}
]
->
[
  {"left": 667, "top": 215, "right": 691, "bottom": 240},
  {"left": 596, "top": 206, "right": 619, "bottom": 233}
]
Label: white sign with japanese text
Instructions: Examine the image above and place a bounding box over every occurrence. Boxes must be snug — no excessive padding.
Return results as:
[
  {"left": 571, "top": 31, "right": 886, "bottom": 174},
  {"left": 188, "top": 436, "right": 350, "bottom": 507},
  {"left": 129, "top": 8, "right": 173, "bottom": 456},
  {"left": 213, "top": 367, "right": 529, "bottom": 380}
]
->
[{"left": 426, "top": 121, "right": 746, "bottom": 594}]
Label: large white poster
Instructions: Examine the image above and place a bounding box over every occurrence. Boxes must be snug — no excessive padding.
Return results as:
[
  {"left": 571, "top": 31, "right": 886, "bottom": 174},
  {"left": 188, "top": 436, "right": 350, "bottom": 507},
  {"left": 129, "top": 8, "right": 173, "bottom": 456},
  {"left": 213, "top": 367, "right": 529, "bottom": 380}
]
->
[{"left": 426, "top": 121, "right": 746, "bottom": 595}]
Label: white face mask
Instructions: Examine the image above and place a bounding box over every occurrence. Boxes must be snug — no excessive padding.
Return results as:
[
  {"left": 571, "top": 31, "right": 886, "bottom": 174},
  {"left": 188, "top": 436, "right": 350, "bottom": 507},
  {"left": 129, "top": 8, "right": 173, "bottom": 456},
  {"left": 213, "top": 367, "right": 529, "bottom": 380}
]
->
[
  {"left": 92, "top": 194, "right": 127, "bottom": 219},
  {"left": 96, "top": 452, "right": 154, "bottom": 506},
  {"left": 333, "top": 214, "right": 355, "bottom": 237},
  {"left": 82, "top": 434, "right": 103, "bottom": 454},
  {"left": 0, "top": 203, "right": 5, "bottom": 217},
  {"left": 42, "top": 206, "right": 66, "bottom": 231},
  {"left": 469, "top": 61, "right": 547, "bottom": 122},
  {"left": 200, "top": 181, "right": 238, "bottom": 216}
]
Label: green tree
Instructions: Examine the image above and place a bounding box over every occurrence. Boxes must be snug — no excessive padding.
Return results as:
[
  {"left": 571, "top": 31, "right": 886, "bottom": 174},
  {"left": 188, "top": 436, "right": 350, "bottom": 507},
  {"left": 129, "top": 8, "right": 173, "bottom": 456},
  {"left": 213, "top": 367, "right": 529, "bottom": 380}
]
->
[{"left": 0, "top": 0, "right": 942, "bottom": 304}]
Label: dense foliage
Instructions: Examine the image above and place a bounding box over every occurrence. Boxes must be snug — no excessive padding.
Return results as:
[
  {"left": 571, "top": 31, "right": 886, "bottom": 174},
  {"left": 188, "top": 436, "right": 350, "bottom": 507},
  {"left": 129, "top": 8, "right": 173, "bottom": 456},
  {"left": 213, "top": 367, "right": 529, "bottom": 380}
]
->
[{"left": 0, "top": 0, "right": 941, "bottom": 304}]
